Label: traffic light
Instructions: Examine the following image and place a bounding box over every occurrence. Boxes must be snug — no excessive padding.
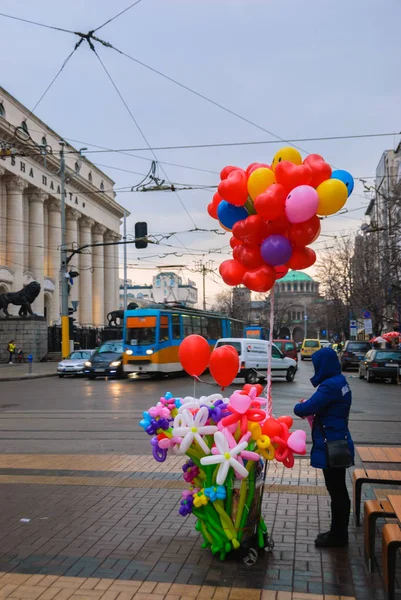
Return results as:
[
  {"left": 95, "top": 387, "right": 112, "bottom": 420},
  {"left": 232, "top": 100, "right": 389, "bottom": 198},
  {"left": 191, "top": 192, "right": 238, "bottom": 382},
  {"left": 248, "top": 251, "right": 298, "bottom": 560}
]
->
[
  {"left": 68, "top": 316, "right": 76, "bottom": 337},
  {"left": 135, "top": 222, "right": 148, "bottom": 249},
  {"left": 68, "top": 307, "right": 74, "bottom": 315}
]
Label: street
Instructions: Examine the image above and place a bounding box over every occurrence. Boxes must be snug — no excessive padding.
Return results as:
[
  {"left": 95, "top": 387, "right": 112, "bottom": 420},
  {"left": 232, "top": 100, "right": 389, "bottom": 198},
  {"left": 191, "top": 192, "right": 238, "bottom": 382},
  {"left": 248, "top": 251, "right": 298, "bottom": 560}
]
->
[{"left": 0, "top": 361, "right": 399, "bottom": 454}]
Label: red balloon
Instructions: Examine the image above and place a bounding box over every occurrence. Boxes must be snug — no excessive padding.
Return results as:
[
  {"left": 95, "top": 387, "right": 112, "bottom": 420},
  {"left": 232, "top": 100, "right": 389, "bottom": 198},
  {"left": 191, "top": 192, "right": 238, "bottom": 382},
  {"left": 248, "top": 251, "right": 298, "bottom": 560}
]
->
[
  {"left": 277, "top": 415, "right": 293, "bottom": 429},
  {"left": 238, "top": 244, "right": 264, "bottom": 269},
  {"left": 303, "top": 154, "right": 332, "bottom": 188},
  {"left": 232, "top": 245, "right": 243, "bottom": 261},
  {"left": 275, "top": 161, "right": 312, "bottom": 192},
  {"left": 254, "top": 183, "right": 287, "bottom": 221},
  {"left": 263, "top": 216, "right": 290, "bottom": 237},
  {"left": 219, "top": 259, "right": 247, "bottom": 286},
  {"left": 275, "top": 265, "right": 289, "bottom": 279},
  {"left": 209, "top": 346, "right": 239, "bottom": 388},
  {"left": 287, "top": 247, "right": 316, "bottom": 270},
  {"left": 262, "top": 418, "right": 283, "bottom": 438},
  {"left": 229, "top": 236, "right": 242, "bottom": 249},
  {"left": 248, "top": 162, "right": 272, "bottom": 175},
  {"left": 242, "top": 383, "right": 264, "bottom": 397},
  {"left": 246, "top": 162, "right": 259, "bottom": 174},
  {"left": 218, "top": 169, "right": 248, "bottom": 206},
  {"left": 232, "top": 214, "right": 265, "bottom": 245},
  {"left": 220, "top": 165, "right": 241, "bottom": 180},
  {"left": 242, "top": 264, "right": 276, "bottom": 292},
  {"left": 207, "top": 192, "right": 222, "bottom": 220},
  {"left": 288, "top": 215, "right": 321, "bottom": 247},
  {"left": 178, "top": 335, "right": 211, "bottom": 377}
]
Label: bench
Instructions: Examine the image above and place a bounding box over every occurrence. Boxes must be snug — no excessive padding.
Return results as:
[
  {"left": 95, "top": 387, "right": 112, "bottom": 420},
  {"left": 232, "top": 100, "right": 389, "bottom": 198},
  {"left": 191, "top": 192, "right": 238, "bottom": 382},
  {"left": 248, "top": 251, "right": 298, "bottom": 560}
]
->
[
  {"left": 382, "top": 523, "right": 401, "bottom": 600},
  {"left": 364, "top": 499, "right": 395, "bottom": 572},
  {"left": 353, "top": 468, "right": 401, "bottom": 526}
]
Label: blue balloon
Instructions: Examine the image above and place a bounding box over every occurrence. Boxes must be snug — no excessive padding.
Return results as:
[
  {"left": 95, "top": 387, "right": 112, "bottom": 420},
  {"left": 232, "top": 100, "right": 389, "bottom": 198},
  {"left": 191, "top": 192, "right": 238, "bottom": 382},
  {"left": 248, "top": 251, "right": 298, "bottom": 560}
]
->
[
  {"left": 217, "top": 201, "right": 248, "bottom": 230},
  {"left": 331, "top": 170, "right": 354, "bottom": 197}
]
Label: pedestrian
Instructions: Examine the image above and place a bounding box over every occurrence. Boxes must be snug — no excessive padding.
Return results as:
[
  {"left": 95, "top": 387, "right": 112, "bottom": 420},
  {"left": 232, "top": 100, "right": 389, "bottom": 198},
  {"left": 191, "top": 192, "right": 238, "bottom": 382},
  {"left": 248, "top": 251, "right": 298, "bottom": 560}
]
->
[
  {"left": 17, "top": 348, "right": 24, "bottom": 363},
  {"left": 293, "top": 347, "right": 354, "bottom": 547},
  {"left": 7, "top": 340, "right": 16, "bottom": 364}
]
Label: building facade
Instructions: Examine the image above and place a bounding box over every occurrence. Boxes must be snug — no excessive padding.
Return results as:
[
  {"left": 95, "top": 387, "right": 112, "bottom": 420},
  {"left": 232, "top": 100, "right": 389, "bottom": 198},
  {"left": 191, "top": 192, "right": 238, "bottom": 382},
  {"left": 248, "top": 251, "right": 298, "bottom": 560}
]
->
[
  {"left": 0, "top": 87, "right": 125, "bottom": 327},
  {"left": 119, "top": 272, "right": 198, "bottom": 308}
]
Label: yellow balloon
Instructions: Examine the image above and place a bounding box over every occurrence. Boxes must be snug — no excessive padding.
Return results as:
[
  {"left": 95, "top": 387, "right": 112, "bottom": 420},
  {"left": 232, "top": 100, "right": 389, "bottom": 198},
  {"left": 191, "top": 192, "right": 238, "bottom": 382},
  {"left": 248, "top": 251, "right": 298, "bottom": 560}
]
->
[
  {"left": 317, "top": 179, "right": 348, "bottom": 216},
  {"left": 272, "top": 147, "right": 302, "bottom": 171},
  {"left": 247, "top": 167, "right": 275, "bottom": 201}
]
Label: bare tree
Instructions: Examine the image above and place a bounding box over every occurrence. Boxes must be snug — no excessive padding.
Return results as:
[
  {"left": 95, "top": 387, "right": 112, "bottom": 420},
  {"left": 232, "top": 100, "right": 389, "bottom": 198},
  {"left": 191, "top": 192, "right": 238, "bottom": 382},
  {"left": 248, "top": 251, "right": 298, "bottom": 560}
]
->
[{"left": 212, "top": 290, "right": 247, "bottom": 321}]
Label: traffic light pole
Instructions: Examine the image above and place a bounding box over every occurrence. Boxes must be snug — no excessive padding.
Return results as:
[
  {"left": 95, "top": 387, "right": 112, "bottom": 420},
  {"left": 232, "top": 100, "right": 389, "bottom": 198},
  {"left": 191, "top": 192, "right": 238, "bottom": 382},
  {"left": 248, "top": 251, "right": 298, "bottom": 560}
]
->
[{"left": 60, "top": 142, "right": 70, "bottom": 359}]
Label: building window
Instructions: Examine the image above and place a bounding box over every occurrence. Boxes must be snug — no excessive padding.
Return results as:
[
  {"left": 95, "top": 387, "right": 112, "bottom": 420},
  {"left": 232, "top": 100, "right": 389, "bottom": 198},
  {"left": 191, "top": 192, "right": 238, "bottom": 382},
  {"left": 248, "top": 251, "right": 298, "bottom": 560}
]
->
[
  {"left": 293, "top": 283, "right": 298, "bottom": 292},
  {"left": 306, "top": 283, "right": 309, "bottom": 291},
  {"left": 300, "top": 283, "right": 304, "bottom": 291},
  {"left": 88, "top": 172, "right": 92, "bottom": 183},
  {"left": 297, "top": 311, "right": 300, "bottom": 320},
  {"left": 41, "top": 136, "right": 47, "bottom": 146},
  {"left": 21, "top": 120, "right": 29, "bottom": 133},
  {"left": 0, "top": 102, "right": 5, "bottom": 118},
  {"left": 75, "top": 162, "right": 80, "bottom": 174},
  {"left": 100, "top": 181, "right": 104, "bottom": 191},
  {"left": 287, "top": 284, "right": 291, "bottom": 292},
  {"left": 292, "top": 311, "right": 296, "bottom": 320}
]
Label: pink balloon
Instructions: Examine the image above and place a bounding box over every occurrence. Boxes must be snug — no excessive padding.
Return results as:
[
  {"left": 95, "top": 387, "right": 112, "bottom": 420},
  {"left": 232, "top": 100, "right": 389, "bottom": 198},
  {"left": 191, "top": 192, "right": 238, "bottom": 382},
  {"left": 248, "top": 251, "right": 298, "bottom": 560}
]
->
[
  {"left": 285, "top": 185, "right": 318, "bottom": 224},
  {"left": 287, "top": 429, "right": 307, "bottom": 455}
]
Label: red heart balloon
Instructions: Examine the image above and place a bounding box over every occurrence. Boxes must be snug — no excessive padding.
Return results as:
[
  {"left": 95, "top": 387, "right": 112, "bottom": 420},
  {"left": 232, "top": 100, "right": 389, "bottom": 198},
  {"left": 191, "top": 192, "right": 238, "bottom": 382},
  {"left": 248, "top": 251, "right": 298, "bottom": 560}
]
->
[
  {"left": 207, "top": 192, "right": 222, "bottom": 219},
  {"left": 288, "top": 215, "right": 321, "bottom": 247},
  {"left": 246, "top": 162, "right": 259, "bottom": 174},
  {"left": 220, "top": 165, "right": 241, "bottom": 180},
  {"left": 248, "top": 162, "right": 272, "bottom": 175},
  {"left": 232, "top": 245, "right": 243, "bottom": 261},
  {"left": 229, "top": 236, "right": 242, "bottom": 249},
  {"left": 218, "top": 169, "right": 248, "bottom": 206},
  {"left": 241, "top": 383, "right": 264, "bottom": 397},
  {"left": 303, "top": 154, "right": 332, "bottom": 188},
  {"left": 232, "top": 214, "right": 265, "bottom": 244},
  {"left": 287, "top": 247, "right": 316, "bottom": 270},
  {"left": 277, "top": 415, "right": 293, "bottom": 429},
  {"left": 275, "top": 161, "right": 312, "bottom": 192},
  {"left": 263, "top": 216, "right": 290, "bottom": 237},
  {"left": 209, "top": 346, "right": 239, "bottom": 388},
  {"left": 242, "top": 264, "right": 276, "bottom": 292},
  {"left": 262, "top": 417, "right": 283, "bottom": 438},
  {"left": 219, "top": 259, "right": 247, "bottom": 286},
  {"left": 254, "top": 183, "right": 287, "bottom": 220},
  {"left": 238, "top": 244, "right": 264, "bottom": 269},
  {"left": 275, "top": 265, "right": 289, "bottom": 279}
]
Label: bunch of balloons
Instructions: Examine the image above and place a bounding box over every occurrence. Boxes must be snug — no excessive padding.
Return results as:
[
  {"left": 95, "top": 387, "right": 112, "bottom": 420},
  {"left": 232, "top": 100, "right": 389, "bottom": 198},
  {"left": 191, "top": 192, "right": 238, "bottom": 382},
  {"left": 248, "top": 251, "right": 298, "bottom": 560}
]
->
[{"left": 207, "top": 147, "right": 354, "bottom": 292}]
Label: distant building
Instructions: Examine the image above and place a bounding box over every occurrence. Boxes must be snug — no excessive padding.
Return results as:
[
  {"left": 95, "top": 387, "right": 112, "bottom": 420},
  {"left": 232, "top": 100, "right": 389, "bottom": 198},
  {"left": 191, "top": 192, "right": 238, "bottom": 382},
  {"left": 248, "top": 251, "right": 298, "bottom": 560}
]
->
[{"left": 119, "top": 271, "right": 198, "bottom": 308}]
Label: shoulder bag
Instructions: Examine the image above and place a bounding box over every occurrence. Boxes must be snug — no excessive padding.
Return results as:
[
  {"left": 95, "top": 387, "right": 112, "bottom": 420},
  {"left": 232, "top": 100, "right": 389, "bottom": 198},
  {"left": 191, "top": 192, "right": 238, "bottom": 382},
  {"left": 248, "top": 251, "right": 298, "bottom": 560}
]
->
[{"left": 316, "top": 415, "right": 354, "bottom": 469}]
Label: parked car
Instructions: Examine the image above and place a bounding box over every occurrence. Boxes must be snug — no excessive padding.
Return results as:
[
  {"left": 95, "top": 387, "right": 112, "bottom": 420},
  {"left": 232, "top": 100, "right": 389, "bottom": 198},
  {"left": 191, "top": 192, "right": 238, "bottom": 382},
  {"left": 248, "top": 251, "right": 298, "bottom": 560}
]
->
[
  {"left": 319, "top": 340, "right": 332, "bottom": 349},
  {"left": 84, "top": 340, "right": 124, "bottom": 379},
  {"left": 340, "top": 340, "right": 371, "bottom": 371},
  {"left": 301, "top": 339, "right": 321, "bottom": 360},
  {"left": 57, "top": 350, "right": 95, "bottom": 377},
  {"left": 215, "top": 338, "right": 297, "bottom": 384},
  {"left": 273, "top": 339, "right": 298, "bottom": 362},
  {"left": 359, "top": 349, "right": 401, "bottom": 383}
]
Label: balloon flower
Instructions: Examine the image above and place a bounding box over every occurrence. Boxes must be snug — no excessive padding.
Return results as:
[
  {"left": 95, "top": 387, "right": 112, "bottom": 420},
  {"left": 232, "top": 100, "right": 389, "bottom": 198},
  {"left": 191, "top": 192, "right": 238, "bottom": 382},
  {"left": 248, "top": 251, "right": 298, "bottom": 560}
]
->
[
  {"left": 208, "top": 148, "right": 354, "bottom": 292},
  {"left": 140, "top": 385, "right": 307, "bottom": 560}
]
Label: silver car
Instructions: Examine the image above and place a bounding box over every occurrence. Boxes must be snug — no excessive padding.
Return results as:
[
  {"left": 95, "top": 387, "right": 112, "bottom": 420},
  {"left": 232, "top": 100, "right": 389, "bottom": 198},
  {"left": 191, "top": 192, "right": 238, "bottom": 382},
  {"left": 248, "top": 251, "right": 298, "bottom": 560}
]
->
[{"left": 57, "top": 350, "right": 95, "bottom": 377}]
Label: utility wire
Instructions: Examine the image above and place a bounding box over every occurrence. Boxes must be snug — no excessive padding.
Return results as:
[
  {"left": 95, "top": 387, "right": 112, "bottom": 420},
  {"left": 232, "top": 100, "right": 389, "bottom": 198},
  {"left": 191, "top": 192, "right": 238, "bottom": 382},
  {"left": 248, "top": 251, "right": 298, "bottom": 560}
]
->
[
  {"left": 0, "top": 11, "right": 76, "bottom": 34},
  {"left": 93, "top": 0, "right": 145, "bottom": 32}
]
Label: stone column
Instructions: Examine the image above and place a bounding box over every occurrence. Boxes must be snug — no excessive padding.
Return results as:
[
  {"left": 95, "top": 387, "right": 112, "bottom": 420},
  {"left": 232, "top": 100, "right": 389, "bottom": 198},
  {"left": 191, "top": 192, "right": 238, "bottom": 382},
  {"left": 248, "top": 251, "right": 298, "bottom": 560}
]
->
[
  {"left": 47, "top": 200, "right": 62, "bottom": 324},
  {"left": 92, "top": 224, "right": 106, "bottom": 327},
  {"left": 0, "top": 167, "right": 6, "bottom": 265},
  {"left": 6, "top": 177, "right": 28, "bottom": 311},
  {"left": 29, "top": 191, "right": 48, "bottom": 315},
  {"left": 113, "top": 235, "right": 121, "bottom": 309},
  {"left": 104, "top": 231, "right": 117, "bottom": 319},
  {"left": 66, "top": 208, "right": 81, "bottom": 323},
  {"left": 79, "top": 216, "right": 94, "bottom": 327}
]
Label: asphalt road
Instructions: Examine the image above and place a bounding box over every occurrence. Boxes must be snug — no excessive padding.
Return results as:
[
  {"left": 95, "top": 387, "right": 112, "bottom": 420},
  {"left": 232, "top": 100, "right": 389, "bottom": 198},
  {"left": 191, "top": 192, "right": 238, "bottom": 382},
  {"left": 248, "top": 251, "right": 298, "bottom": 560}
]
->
[{"left": 0, "top": 361, "right": 400, "bottom": 454}]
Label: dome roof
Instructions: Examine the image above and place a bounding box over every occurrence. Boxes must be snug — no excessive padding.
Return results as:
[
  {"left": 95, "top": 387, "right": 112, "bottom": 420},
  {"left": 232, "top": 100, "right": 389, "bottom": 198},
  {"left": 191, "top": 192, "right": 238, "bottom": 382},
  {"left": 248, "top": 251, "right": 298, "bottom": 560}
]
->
[{"left": 279, "top": 271, "right": 314, "bottom": 283}]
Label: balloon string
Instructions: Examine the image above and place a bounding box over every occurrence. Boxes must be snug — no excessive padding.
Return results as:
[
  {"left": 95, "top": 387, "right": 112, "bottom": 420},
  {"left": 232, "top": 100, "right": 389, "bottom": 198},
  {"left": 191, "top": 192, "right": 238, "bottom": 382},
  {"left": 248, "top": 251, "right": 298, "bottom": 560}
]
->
[{"left": 266, "top": 286, "right": 275, "bottom": 417}]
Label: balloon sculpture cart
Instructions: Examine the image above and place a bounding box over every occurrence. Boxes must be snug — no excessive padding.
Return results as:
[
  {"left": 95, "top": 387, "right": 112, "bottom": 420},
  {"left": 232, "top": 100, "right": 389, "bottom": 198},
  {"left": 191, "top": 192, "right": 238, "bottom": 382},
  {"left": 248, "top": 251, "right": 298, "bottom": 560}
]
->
[{"left": 140, "top": 147, "right": 355, "bottom": 563}]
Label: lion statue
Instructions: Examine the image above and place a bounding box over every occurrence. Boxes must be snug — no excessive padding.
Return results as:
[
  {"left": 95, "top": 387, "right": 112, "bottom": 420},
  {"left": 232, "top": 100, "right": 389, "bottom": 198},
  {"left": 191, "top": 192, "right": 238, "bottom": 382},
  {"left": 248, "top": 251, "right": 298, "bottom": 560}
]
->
[
  {"left": 107, "top": 302, "right": 138, "bottom": 326},
  {"left": 0, "top": 281, "right": 41, "bottom": 317}
]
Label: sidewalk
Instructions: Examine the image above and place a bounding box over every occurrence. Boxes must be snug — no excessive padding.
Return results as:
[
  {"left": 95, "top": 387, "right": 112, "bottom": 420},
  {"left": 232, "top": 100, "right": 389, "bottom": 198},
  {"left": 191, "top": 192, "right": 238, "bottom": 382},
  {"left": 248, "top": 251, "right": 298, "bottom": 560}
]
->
[
  {"left": 0, "top": 453, "right": 399, "bottom": 599},
  {"left": 0, "top": 362, "right": 57, "bottom": 381}
]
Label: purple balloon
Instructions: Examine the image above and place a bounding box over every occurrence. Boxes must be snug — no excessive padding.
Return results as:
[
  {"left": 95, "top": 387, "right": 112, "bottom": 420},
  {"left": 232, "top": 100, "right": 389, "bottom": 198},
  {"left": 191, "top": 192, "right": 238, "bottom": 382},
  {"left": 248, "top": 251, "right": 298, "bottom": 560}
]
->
[{"left": 261, "top": 234, "right": 293, "bottom": 267}]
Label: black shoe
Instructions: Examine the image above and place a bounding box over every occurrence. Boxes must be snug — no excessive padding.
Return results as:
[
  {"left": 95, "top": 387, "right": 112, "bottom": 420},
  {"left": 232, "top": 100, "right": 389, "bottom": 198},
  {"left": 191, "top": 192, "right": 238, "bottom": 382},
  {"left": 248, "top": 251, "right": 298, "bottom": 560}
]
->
[
  {"left": 316, "top": 530, "right": 331, "bottom": 539},
  {"left": 314, "top": 532, "right": 348, "bottom": 547}
]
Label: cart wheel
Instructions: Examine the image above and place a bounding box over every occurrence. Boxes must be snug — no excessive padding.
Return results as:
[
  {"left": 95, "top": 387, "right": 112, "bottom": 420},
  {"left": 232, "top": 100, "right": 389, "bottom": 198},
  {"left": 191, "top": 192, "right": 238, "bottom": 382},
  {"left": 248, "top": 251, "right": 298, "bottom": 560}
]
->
[
  {"left": 264, "top": 534, "right": 275, "bottom": 553},
  {"left": 243, "top": 548, "right": 258, "bottom": 566}
]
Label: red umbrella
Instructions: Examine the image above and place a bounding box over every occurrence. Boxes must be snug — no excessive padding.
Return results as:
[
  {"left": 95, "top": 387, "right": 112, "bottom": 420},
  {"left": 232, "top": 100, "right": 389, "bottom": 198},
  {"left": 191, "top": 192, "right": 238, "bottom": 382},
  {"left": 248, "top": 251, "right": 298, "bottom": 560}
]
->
[{"left": 383, "top": 331, "right": 400, "bottom": 339}]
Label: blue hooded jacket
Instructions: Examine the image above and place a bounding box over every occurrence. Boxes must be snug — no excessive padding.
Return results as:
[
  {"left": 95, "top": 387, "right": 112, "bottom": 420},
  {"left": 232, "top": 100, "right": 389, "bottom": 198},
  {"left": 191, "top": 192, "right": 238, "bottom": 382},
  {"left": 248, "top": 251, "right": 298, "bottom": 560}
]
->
[{"left": 293, "top": 347, "right": 354, "bottom": 469}]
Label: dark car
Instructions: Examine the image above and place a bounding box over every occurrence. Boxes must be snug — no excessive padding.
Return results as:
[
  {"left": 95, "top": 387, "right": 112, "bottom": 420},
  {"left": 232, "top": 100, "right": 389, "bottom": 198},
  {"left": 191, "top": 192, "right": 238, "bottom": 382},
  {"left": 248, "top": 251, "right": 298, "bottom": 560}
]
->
[
  {"left": 84, "top": 340, "right": 124, "bottom": 379},
  {"left": 340, "top": 340, "right": 371, "bottom": 370},
  {"left": 359, "top": 349, "right": 401, "bottom": 383},
  {"left": 274, "top": 339, "right": 298, "bottom": 363}
]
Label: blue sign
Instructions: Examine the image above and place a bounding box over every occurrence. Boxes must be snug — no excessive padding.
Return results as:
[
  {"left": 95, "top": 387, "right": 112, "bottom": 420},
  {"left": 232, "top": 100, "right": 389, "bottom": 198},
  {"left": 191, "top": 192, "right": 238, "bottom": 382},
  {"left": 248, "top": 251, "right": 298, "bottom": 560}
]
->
[
  {"left": 362, "top": 310, "right": 371, "bottom": 319},
  {"left": 322, "top": 330, "right": 326, "bottom": 335},
  {"left": 27, "top": 354, "right": 33, "bottom": 363}
]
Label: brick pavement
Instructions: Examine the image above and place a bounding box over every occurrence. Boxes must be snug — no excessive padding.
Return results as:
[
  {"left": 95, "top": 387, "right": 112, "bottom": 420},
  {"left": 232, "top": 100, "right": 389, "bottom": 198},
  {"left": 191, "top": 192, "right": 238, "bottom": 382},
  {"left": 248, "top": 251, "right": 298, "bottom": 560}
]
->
[{"left": 0, "top": 454, "right": 400, "bottom": 599}]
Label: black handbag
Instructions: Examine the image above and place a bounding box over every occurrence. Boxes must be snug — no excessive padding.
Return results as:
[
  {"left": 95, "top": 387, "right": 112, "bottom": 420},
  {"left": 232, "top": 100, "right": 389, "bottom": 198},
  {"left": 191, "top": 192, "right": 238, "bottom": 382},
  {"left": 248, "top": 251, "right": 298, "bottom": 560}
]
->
[{"left": 316, "top": 416, "right": 354, "bottom": 469}]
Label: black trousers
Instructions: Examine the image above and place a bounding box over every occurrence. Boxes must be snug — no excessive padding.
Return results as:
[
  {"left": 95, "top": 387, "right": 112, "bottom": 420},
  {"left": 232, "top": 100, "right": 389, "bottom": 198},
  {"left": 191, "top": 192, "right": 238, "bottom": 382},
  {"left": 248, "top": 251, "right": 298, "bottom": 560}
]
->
[{"left": 323, "top": 468, "right": 350, "bottom": 538}]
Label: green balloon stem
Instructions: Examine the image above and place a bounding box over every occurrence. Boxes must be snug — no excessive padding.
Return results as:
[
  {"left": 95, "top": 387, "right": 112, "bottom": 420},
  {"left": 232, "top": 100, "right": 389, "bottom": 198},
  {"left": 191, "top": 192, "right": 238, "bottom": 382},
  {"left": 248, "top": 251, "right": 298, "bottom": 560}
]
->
[{"left": 238, "top": 464, "right": 255, "bottom": 543}]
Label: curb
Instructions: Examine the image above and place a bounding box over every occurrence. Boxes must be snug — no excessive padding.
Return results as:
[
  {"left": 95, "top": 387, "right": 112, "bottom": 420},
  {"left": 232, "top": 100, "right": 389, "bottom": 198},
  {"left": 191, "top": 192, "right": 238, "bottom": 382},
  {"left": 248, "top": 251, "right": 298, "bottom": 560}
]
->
[{"left": 0, "top": 373, "right": 56, "bottom": 382}]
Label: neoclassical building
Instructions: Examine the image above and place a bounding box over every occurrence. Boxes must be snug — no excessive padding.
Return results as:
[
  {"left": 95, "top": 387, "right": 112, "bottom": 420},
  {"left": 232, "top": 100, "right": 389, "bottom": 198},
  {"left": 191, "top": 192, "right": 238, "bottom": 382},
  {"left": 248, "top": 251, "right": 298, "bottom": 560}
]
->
[
  {"left": 274, "top": 271, "right": 321, "bottom": 341},
  {"left": 0, "top": 86, "right": 125, "bottom": 327}
]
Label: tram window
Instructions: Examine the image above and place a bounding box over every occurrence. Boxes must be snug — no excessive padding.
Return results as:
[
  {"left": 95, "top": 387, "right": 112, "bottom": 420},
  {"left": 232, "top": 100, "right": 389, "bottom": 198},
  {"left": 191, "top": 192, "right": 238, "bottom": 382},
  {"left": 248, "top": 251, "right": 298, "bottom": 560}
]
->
[
  {"left": 172, "top": 314, "right": 181, "bottom": 339},
  {"left": 192, "top": 316, "right": 201, "bottom": 334},
  {"left": 201, "top": 316, "right": 208, "bottom": 336},
  {"left": 183, "top": 315, "right": 192, "bottom": 336},
  {"left": 159, "top": 316, "right": 170, "bottom": 342},
  {"left": 208, "top": 317, "right": 222, "bottom": 339}
]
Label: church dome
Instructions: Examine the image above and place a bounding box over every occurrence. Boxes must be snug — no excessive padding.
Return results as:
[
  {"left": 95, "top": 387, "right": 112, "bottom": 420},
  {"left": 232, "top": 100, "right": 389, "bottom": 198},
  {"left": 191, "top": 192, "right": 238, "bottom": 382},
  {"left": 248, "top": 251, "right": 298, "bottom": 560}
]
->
[{"left": 279, "top": 271, "right": 314, "bottom": 283}]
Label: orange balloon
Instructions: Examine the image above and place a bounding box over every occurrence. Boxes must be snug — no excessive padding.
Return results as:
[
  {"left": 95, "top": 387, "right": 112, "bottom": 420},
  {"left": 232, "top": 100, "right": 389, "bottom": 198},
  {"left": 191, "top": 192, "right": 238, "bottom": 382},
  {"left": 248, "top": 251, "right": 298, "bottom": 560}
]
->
[
  {"left": 209, "top": 346, "right": 239, "bottom": 388},
  {"left": 179, "top": 335, "right": 211, "bottom": 377}
]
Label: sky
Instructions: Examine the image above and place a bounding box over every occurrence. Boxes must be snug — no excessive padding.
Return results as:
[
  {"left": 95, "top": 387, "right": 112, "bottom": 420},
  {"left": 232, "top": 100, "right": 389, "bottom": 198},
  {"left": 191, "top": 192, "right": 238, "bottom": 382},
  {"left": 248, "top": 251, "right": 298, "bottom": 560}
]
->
[{"left": 1, "top": 0, "right": 401, "bottom": 307}]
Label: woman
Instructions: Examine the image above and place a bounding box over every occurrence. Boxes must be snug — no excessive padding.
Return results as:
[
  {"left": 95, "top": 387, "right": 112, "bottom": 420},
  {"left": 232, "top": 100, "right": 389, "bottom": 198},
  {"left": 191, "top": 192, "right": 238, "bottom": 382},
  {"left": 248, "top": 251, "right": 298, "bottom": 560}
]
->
[
  {"left": 293, "top": 347, "right": 354, "bottom": 547},
  {"left": 7, "top": 340, "right": 16, "bottom": 364}
]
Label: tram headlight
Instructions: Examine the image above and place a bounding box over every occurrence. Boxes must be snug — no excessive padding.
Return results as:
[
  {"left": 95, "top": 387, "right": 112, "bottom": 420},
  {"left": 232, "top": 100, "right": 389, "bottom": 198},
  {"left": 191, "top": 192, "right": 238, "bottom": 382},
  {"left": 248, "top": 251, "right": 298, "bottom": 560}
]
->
[
  {"left": 146, "top": 349, "right": 154, "bottom": 355},
  {"left": 125, "top": 349, "right": 133, "bottom": 355}
]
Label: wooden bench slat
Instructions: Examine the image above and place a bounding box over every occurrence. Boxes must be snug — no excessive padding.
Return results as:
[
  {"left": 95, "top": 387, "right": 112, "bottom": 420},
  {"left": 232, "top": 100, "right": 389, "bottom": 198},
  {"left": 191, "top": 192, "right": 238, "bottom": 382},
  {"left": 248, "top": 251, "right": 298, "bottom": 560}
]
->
[
  {"left": 357, "top": 446, "right": 375, "bottom": 461},
  {"left": 371, "top": 447, "right": 389, "bottom": 462}
]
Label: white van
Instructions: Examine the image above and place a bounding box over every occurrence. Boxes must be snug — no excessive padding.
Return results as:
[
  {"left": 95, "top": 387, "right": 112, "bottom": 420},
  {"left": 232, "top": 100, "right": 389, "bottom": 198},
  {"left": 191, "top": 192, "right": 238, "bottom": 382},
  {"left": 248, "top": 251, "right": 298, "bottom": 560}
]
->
[{"left": 215, "top": 338, "right": 298, "bottom": 384}]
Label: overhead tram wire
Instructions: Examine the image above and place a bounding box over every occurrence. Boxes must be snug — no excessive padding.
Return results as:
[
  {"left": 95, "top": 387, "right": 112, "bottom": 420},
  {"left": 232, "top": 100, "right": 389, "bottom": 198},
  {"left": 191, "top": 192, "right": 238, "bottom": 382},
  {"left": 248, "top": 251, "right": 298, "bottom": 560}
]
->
[
  {"left": 93, "top": 0, "right": 145, "bottom": 32},
  {"left": 0, "top": 11, "right": 76, "bottom": 34}
]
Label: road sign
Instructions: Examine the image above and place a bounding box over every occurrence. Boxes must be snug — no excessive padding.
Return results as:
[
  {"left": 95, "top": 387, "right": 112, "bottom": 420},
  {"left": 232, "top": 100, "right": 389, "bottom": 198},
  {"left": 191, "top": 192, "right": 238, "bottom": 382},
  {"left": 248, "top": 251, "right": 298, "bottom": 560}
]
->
[
  {"left": 364, "top": 318, "right": 373, "bottom": 334},
  {"left": 322, "top": 330, "right": 326, "bottom": 336},
  {"left": 304, "top": 315, "right": 308, "bottom": 320},
  {"left": 363, "top": 310, "right": 371, "bottom": 319},
  {"left": 71, "top": 300, "right": 79, "bottom": 311},
  {"left": 350, "top": 320, "right": 357, "bottom": 335}
]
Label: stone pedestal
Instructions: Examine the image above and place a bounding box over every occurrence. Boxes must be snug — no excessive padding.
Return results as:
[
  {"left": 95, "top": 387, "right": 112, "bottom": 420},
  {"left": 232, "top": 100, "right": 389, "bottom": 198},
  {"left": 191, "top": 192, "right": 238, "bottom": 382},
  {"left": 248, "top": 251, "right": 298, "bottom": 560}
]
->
[{"left": 0, "top": 317, "right": 48, "bottom": 362}]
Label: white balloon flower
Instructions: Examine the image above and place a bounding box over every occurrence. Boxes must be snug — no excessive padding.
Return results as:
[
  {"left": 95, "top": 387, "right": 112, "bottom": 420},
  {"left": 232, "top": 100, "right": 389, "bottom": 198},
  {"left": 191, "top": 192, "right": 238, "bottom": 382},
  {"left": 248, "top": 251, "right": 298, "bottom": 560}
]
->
[
  {"left": 200, "top": 431, "right": 250, "bottom": 485},
  {"left": 178, "top": 393, "right": 226, "bottom": 413},
  {"left": 172, "top": 406, "right": 217, "bottom": 455}
]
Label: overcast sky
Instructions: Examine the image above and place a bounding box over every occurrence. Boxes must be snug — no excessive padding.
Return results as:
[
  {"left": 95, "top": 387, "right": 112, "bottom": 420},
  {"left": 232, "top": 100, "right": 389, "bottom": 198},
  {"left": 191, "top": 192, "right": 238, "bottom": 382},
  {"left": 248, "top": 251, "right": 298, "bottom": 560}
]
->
[{"left": 1, "top": 0, "right": 400, "bottom": 306}]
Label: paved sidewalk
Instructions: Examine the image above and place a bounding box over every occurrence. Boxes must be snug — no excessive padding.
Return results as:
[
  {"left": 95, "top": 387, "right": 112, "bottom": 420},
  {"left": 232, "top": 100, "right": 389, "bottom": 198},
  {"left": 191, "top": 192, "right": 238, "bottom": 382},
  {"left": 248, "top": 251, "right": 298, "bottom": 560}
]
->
[
  {"left": 0, "top": 454, "right": 400, "bottom": 599},
  {"left": 0, "top": 362, "right": 57, "bottom": 381}
]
